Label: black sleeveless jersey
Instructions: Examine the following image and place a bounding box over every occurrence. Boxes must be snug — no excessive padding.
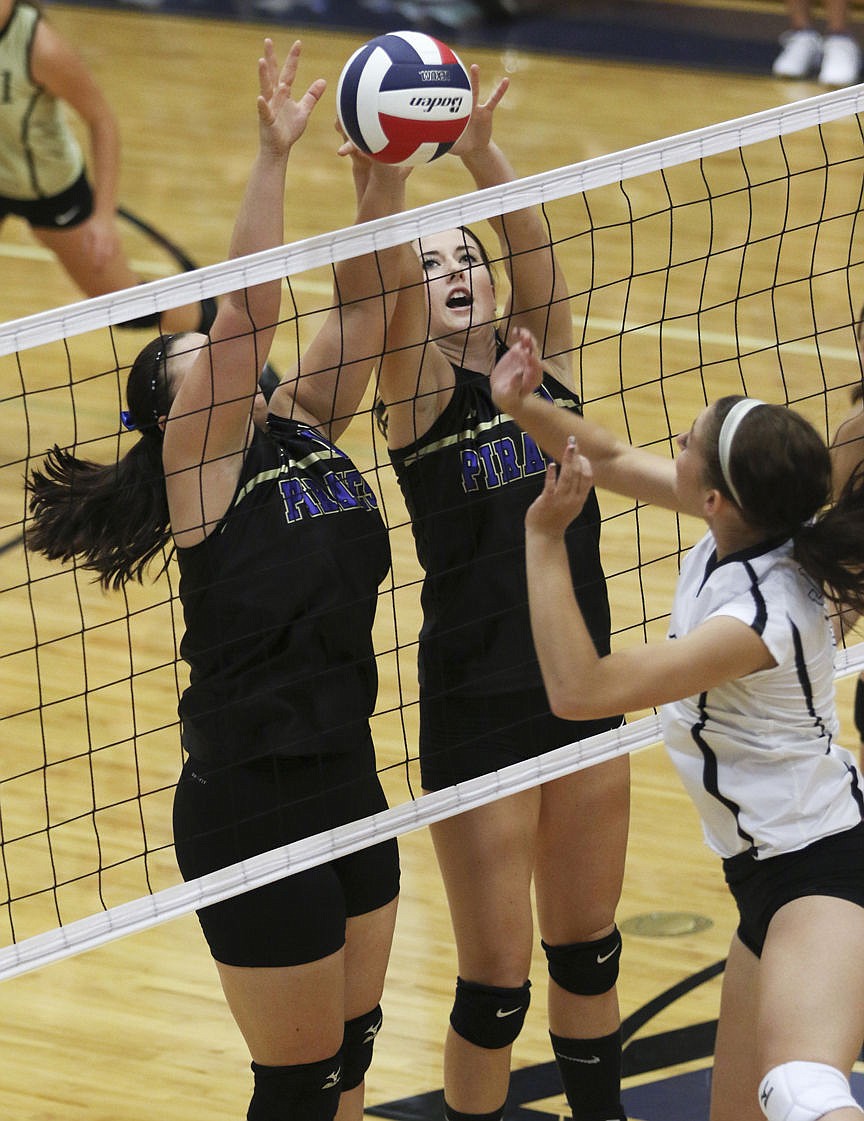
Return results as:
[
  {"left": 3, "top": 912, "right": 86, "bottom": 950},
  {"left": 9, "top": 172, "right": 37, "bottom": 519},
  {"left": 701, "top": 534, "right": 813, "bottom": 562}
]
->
[
  {"left": 177, "top": 416, "right": 390, "bottom": 764},
  {"left": 389, "top": 363, "right": 611, "bottom": 697}
]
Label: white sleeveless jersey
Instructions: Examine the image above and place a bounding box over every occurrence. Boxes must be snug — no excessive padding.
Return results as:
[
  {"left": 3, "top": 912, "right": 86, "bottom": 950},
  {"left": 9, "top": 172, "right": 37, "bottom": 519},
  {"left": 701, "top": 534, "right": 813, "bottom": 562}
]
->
[
  {"left": 660, "top": 531, "right": 862, "bottom": 859},
  {"left": 0, "top": 2, "right": 83, "bottom": 199}
]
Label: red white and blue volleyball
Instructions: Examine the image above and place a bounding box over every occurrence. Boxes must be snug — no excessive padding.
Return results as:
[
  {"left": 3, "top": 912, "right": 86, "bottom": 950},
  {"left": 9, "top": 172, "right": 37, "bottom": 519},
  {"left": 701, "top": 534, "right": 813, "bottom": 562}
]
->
[{"left": 336, "top": 31, "right": 472, "bottom": 166}]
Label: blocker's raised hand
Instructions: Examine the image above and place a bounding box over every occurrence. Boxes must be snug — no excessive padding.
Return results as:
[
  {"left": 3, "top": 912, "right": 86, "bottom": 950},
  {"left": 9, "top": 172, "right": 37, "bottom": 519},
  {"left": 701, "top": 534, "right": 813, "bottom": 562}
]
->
[
  {"left": 257, "top": 38, "right": 326, "bottom": 154},
  {"left": 489, "top": 326, "right": 543, "bottom": 414},
  {"left": 526, "top": 436, "right": 594, "bottom": 538},
  {"left": 450, "top": 63, "right": 509, "bottom": 158}
]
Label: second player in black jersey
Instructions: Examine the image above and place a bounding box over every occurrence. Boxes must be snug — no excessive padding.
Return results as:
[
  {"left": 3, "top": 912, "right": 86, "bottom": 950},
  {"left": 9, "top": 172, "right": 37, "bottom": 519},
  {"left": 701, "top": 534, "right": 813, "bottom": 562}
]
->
[{"left": 375, "top": 65, "right": 629, "bottom": 1121}]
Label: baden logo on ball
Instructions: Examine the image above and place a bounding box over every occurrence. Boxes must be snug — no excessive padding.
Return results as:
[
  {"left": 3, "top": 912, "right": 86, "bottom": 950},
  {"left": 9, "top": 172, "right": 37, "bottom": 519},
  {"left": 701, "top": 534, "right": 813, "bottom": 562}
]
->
[{"left": 336, "top": 30, "right": 472, "bottom": 166}]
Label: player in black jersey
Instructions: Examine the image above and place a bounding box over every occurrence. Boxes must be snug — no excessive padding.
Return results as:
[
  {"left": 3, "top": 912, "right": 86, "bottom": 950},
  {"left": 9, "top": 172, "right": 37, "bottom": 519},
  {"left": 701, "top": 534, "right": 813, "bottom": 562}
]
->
[
  {"left": 26, "top": 41, "right": 407, "bottom": 1121},
  {"left": 374, "top": 67, "right": 628, "bottom": 1121}
]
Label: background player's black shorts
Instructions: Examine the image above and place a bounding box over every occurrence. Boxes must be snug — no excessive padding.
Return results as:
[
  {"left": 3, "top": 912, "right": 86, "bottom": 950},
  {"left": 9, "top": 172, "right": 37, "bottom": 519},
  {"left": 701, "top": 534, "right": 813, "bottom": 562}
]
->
[
  {"left": 419, "top": 685, "right": 623, "bottom": 791},
  {"left": 723, "top": 819, "right": 864, "bottom": 957},
  {"left": 172, "top": 736, "right": 400, "bottom": 967},
  {"left": 0, "top": 170, "right": 93, "bottom": 229}
]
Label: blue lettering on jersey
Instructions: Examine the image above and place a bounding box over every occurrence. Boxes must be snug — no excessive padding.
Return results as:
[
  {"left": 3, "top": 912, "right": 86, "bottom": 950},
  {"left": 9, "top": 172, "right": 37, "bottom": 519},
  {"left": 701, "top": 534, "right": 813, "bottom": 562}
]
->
[
  {"left": 460, "top": 431, "right": 549, "bottom": 493},
  {"left": 343, "top": 470, "right": 380, "bottom": 510},
  {"left": 279, "top": 469, "right": 378, "bottom": 523},
  {"left": 523, "top": 432, "right": 547, "bottom": 476},
  {"left": 497, "top": 437, "right": 523, "bottom": 483},
  {"left": 462, "top": 449, "right": 482, "bottom": 491},
  {"left": 325, "top": 471, "right": 360, "bottom": 509},
  {"left": 275, "top": 427, "right": 379, "bottom": 522}
]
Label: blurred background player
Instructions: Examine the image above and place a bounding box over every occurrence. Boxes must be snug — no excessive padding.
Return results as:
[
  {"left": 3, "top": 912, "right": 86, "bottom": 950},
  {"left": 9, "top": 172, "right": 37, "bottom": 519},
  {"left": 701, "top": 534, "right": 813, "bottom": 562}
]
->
[
  {"left": 0, "top": 0, "right": 212, "bottom": 330},
  {"left": 772, "top": 0, "right": 861, "bottom": 86}
]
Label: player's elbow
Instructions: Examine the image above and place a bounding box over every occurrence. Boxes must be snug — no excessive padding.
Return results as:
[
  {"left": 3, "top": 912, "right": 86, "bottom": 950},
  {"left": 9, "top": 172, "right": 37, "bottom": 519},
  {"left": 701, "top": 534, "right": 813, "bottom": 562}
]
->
[
  {"left": 545, "top": 682, "right": 596, "bottom": 721},
  {"left": 545, "top": 676, "right": 616, "bottom": 722}
]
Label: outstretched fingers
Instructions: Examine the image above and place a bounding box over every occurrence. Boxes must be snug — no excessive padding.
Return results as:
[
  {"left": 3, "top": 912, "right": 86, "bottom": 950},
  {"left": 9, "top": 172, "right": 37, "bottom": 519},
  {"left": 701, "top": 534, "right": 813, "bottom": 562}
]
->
[
  {"left": 296, "top": 76, "right": 327, "bottom": 117},
  {"left": 257, "top": 37, "right": 280, "bottom": 104},
  {"left": 450, "top": 64, "right": 509, "bottom": 157},
  {"left": 557, "top": 437, "right": 594, "bottom": 501},
  {"left": 276, "top": 37, "right": 301, "bottom": 89},
  {"left": 477, "top": 69, "right": 510, "bottom": 115},
  {"left": 255, "top": 39, "right": 326, "bottom": 147},
  {"left": 528, "top": 437, "right": 593, "bottom": 536}
]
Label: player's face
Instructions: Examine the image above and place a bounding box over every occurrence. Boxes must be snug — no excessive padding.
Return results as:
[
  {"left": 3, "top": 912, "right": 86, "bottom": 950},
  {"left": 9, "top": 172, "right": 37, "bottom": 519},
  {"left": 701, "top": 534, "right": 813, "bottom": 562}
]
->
[
  {"left": 674, "top": 406, "right": 712, "bottom": 512},
  {"left": 415, "top": 229, "right": 496, "bottom": 337}
]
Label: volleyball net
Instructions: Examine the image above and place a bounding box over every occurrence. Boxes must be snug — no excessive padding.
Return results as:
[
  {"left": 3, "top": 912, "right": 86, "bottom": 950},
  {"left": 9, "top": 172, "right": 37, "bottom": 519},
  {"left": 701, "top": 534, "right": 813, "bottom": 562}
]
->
[{"left": 2, "top": 83, "right": 863, "bottom": 981}]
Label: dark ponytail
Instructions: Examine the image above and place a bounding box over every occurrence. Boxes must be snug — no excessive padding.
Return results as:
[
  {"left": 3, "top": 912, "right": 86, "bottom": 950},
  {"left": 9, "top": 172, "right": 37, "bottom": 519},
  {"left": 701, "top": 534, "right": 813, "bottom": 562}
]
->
[
  {"left": 796, "top": 458, "right": 864, "bottom": 616},
  {"left": 703, "top": 396, "right": 864, "bottom": 615},
  {"left": 25, "top": 337, "right": 176, "bottom": 590}
]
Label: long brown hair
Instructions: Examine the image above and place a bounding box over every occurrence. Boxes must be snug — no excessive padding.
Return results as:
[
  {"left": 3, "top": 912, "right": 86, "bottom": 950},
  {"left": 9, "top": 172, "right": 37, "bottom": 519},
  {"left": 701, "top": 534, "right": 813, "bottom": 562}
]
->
[{"left": 26, "top": 337, "right": 175, "bottom": 590}]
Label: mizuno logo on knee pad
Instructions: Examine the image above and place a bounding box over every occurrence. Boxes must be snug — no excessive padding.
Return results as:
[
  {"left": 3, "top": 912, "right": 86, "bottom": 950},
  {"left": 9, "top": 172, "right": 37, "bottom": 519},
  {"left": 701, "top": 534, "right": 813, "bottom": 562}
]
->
[{"left": 757, "top": 1060, "right": 863, "bottom": 1121}]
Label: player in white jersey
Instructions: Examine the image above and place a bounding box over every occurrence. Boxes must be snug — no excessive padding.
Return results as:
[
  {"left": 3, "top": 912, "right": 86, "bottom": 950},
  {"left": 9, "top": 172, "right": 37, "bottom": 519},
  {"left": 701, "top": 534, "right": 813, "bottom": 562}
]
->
[{"left": 490, "top": 327, "right": 864, "bottom": 1121}]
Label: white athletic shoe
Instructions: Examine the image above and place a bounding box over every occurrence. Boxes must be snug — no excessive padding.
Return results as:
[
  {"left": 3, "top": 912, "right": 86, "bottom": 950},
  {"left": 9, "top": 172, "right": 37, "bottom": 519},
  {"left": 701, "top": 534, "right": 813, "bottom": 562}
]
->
[
  {"left": 772, "top": 29, "right": 824, "bottom": 78},
  {"left": 818, "top": 34, "right": 862, "bottom": 86}
]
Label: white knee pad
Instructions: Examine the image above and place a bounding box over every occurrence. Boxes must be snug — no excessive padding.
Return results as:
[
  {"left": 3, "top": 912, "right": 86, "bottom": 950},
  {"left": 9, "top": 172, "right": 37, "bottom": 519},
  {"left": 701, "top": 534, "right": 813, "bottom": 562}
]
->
[{"left": 758, "top": 1061, "right": 863, "bottom": 1121}]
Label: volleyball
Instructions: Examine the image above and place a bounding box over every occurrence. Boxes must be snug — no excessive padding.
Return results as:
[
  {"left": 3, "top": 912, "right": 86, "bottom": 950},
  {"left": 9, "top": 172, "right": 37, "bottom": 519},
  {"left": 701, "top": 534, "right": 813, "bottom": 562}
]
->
[{"left": 336, "top": 30, "right": 472, "bottom": 166}]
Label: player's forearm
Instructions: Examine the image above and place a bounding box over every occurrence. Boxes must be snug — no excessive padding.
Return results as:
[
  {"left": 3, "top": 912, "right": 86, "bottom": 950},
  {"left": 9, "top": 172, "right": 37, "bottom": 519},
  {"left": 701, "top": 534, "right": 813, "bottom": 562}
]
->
[
  {"left": 460, "top": 140, "right": 550, "bottom": 257},
  {"left": 503, "top": 387, "right": 619, "bottom": 470},
  {"left": 335, "top": 168, "right": 406, "bottom": 306},
  {"left": 87, "top": 115, "right": 122, "bottom": 218},
  {"left": 459, "top": 138, "right": 515, "bottom": 188},
  {"left": 228, "top": 147, "right": 291, "bottom": 261},
  {"left": 223, "top": 148, "right": 291, "bottom": 321},
  {"left": 526, "top": 527, "right": 604, "bottom": 719}
]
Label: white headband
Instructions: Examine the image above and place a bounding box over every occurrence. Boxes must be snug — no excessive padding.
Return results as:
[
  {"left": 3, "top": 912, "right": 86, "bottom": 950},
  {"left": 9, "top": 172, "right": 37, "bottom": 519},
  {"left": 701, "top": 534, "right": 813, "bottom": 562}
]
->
[{"left": 717, "top": 398, "right": 764, "bottom": 508}]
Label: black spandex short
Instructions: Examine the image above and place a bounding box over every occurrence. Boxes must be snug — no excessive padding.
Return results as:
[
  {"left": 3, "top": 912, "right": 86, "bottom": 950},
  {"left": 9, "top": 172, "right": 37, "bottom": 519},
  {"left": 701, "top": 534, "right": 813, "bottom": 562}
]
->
[
  {"left": 723, "top": 819, "right": 864, "bottom": 957},
  {"left": 419, "top": 685, "right": 623, "bottom": 791},
  {"left": 0, "top": 170, "right": 92, "bottom": 228},
  {"left": 172, "top": 737, "right": 400, "bottom": 968}
]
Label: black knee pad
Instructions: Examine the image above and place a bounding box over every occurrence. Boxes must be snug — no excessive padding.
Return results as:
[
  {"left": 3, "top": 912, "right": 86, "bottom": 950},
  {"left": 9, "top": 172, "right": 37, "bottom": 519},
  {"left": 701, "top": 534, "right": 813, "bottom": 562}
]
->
[
  {"left": 542, "top": 927, "right": 622, "bottom": 996},
  {"left": 247, "top": 1055, "right": 342, "bottom": 1121},
  {"left": 449, "top": 976, "right": 531, "bottom": 1049},
  {"left": 341, "top": 1004, "right": 383, "bottom": 1092}
]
